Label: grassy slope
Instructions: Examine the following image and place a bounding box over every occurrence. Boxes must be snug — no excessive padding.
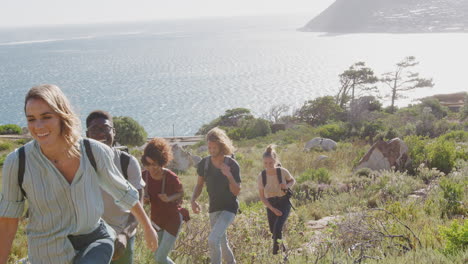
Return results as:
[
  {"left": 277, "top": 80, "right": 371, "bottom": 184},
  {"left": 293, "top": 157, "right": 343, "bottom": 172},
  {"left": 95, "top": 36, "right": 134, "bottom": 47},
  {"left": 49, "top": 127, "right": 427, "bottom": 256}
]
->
[{"left": 1, "top": 132, "right": 467, "bottom": 263}]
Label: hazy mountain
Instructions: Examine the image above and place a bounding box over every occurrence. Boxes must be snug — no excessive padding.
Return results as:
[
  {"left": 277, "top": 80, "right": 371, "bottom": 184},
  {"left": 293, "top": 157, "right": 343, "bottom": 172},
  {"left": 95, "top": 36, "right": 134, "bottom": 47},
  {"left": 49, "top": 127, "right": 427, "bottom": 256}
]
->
[{"left": 302, "top": 0, "right": 468, "bottom": 33}]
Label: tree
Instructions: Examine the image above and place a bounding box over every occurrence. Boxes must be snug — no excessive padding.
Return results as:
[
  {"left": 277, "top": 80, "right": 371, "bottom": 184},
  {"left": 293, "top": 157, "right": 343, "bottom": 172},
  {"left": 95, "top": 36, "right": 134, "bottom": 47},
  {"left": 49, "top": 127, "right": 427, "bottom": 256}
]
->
[
  {"left": 219, "top": 108, "right": 253, "bottom": 127},
  {"left": 264, "top": 104, "right": 290, "bottom": 123},
  {"left": 296, "top": 96, "right": 344, "bottom": 126},
  {"left": 336, "top": 62, "right": 379, "bottom": 108},
  {"left": 381, "top": 56, "right": 434, "bottom": 114},
  {"left": 113, "top": 116, "right": 148, "bottom": 146},
  {"left": 196, "top": 108, "right": 253, "bottom": 135}
]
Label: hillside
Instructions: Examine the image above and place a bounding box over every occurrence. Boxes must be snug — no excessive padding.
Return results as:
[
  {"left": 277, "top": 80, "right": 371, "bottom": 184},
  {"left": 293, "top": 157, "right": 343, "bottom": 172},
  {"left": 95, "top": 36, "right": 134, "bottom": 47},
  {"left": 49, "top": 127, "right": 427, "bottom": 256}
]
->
[{"left": 303, "top": 0, "right": 468, "bottom": 33}]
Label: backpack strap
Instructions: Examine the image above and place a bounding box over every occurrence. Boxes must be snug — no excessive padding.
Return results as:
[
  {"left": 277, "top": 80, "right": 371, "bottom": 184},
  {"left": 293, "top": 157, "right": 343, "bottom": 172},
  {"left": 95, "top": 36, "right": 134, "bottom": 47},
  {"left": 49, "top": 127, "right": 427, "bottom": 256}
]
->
[
  {"left": 261, "top": 170, "right": 267, "bottom": 187},
  {"left": 276, "top": 167, "right": 283, "bottom": 184},
  {"left": 119, "top": 151, "right": 131, "bottom": 180},
  {"left": 84, "top": 139, "right": 97, "bottom": 172},
  {"left": 18, "top": 146, "right": 27, "bottom": 198}
]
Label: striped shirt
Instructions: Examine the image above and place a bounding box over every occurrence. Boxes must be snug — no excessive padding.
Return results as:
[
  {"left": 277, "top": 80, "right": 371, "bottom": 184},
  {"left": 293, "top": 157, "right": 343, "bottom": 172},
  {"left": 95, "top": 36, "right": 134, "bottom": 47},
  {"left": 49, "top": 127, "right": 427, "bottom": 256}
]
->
[{"left": 0, "top": 138, "right": 139, "bottom": 264}]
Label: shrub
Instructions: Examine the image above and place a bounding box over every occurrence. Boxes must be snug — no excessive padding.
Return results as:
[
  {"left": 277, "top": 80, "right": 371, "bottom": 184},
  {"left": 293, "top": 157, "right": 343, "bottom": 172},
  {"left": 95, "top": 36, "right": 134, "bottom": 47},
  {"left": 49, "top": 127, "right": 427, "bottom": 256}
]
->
[
  {"left": 113, "top": 116, "right": 148, "bottom": 146},
  {"left": 426, "top": 138, "right": 456, "bottom": 174},
  {"left": 0, "top": 141, "right": 13, "bottom": 151},
  {"left": 0, "top": 124, "right": 22, "bottom": 135},
  {"left": 0, "top": 154, "right": 6, "bottom": 166},
  {"left": 439, "top": 178, "right": 465, "bottom": 218},
  {"left": 361, "top": 121, "right": 384, "bottom": 140},
  {"left": 317, "top": 122, "right": 346, "bottom": 141},
  {"left": 416, "top": 165, "right": 444, "bottom": 184},
  {"left": 440, "top": 130, "right": 468, "bottom": 142},
  {"left": 298, "top": 168, "right": 331, "bottom": 184},
  {"left": 243, "top": 118, "right": 271, "bottom": 139},
  {"left": 404, "top": 135, "right": 429, "bottom": 174},
  {"left": 439, "top": 220, "right": 468, "bottom": 255}
]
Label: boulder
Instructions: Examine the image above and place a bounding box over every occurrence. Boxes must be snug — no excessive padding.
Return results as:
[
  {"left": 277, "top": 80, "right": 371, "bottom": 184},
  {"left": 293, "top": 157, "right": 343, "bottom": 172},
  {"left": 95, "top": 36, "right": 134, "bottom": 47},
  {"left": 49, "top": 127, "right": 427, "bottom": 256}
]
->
[
  {"left": 197, "top": 145, "right": 208, "bottom": 153},
  {"left": 191, "top": 155, "right": 202, "bottom": 167},
  {"left": 355, "top": 138, "right": 409, "bottom": 172},
  {"left": 168, "top": 144, "right": 192, "bottom": 171},
  {"left": 304, "top": 137, "right": 337, "bottom": 151}
]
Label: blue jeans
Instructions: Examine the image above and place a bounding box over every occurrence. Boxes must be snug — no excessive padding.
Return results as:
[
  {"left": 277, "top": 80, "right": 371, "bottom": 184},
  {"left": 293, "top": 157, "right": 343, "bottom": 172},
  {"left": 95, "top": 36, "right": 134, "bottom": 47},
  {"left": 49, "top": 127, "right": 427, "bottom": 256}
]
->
[
  {"left": 68, "top": 221, "right": 115, "bottom": 264},
  {"left": 208, "top": 211, "right": 236, "bottom": 264},
  {"left": 154, "top": 214, "right": 182, "bottom": 264},
  {"left": 111, "top": 235, "right": 135, "bottom": 264}
]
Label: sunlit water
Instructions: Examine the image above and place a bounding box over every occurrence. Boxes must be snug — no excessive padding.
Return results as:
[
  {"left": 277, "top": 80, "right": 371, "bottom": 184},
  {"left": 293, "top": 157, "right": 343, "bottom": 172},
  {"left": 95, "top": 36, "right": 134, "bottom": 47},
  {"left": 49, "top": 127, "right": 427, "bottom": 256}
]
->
[{"left": 0, "top": 15, "right": 466, "bottom": 136}]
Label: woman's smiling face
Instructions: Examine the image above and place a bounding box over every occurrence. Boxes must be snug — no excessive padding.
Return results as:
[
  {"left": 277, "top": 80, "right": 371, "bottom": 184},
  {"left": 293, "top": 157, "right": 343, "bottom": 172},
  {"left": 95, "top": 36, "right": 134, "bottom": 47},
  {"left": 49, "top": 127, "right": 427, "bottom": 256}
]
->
[{"left": 25, "top": 98, "right": 62, "bottom": 147}]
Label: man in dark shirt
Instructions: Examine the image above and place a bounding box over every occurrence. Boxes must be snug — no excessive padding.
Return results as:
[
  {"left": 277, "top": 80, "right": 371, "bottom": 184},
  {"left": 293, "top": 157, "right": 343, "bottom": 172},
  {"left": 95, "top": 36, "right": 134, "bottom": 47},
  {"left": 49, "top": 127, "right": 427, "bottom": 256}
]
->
[{"left": 191, "top": 127, "right": 241, "bottom": 264}]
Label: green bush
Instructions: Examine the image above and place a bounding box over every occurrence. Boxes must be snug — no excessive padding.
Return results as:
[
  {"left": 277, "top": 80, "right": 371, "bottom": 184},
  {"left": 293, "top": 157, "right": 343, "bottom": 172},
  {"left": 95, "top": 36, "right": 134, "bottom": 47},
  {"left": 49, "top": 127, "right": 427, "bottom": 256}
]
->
[
  {"left": 113, "top": 116, "right": 148, "bottom": 147},
  {"left": 361, "top": 121, "right": 384, "bottom": 140},
  {"left": 404, "top": 135, "right": 429, "bottom": 174},
  {"left": 427, "top": 138, "right": 456, "bottom": 174},
  {"left": 0, "top": 124, "right": 22, "bottom": 135},
  {"left": 439, "top": 220, "right": 468, "bottom": 255},
  {"left": 0, "top": 141, "right": 13, "bottom": 151},
  {"left": 298, "top": 168, "right": 331, "bottom": 184},
  {"left": 439, "top": 178, "right": 465, "bottom": 218},
  {"left": 0, "top": 154, "right": 6, "bottom": 166},
  {"left": 243, "top": 118, "right": 271, "bottom": 139},
  {"left": 317, "top": 122, "right": 346, "bottom": 141},
  {"left": 440, "top": 130, "right": 468, "bottom": 142}
]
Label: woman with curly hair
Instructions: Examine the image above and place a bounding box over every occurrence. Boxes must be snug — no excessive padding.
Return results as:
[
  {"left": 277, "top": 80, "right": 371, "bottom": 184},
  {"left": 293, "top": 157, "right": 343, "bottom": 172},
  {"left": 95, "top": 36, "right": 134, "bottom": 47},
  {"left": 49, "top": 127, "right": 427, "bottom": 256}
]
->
[
  {"left": 258, "top": 145, "right": 295, "bottom": 255},
  {"left": 142, "top": 138, "right": 186, "bottom": 264}
]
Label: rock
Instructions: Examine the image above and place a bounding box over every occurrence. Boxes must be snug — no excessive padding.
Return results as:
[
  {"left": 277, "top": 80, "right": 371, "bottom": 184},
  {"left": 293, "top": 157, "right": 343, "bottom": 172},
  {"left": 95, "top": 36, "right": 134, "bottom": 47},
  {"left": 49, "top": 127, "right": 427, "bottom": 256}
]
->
[
  {"left": 307, "top": 215, "right": 342, "bottom": 230},
  {"left": 197, "top": 145, "right": 208, "bottom": 153},
  {"left": 191, "top": 155, "right": 202, "bottom": 167},
  {"left": 304, "top": 138, "right": 337, "bottom": 152},
  {"left": 316, "top": 155, "right": 329, "bottom": 161},
  {"left": 355, "top": 138, "right": 409, "bottom": 172},
  {"left": 168, "top": 144, "right": 192, "bottom": 171}
]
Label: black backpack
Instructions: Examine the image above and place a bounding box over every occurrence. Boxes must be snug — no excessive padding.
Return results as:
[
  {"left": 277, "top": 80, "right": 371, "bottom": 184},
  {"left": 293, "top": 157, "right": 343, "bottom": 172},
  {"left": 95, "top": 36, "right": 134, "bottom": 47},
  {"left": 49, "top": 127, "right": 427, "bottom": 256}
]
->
[
  {"left": 261, "top": 168, "right": 294, "bottom": 201},
  {"left": 17, "top": 139, "right": 131, "bottom": 198}
]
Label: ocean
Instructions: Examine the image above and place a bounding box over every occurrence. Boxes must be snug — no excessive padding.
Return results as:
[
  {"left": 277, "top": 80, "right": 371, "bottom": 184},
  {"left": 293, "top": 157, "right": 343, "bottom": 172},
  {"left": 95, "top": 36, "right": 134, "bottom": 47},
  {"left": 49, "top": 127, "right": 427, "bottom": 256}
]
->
[{"left": 0, "top": 14, "right": 466, "bottom": 136}]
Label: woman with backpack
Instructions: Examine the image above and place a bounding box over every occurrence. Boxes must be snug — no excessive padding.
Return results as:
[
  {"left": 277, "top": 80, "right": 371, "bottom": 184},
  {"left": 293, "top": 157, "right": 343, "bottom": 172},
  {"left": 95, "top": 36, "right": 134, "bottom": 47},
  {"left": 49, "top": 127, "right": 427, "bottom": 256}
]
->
[
  {"left": 0, "top": 84, "right": 158, "bottom": 264},
  {"left": 258, "top": 145, "right": 296, "bottom": 255},
  {"left": 142, "top": 138, "right": 188, "bottom": 264}
]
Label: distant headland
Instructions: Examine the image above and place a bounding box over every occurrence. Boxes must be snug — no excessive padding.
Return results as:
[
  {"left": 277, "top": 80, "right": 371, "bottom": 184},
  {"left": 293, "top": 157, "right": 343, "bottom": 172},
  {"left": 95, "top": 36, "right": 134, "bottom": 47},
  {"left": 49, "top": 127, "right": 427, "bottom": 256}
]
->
[{"left": 302, "top": 0, "right": 468, "bottom": 33}]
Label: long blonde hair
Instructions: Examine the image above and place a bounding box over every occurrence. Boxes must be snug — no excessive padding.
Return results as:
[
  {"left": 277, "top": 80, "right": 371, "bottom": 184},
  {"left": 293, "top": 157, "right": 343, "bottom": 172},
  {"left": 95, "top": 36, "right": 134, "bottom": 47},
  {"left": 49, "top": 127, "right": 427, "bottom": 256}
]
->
[
  {"left": 25, "top": 84, "right": 81, "bottom": 157},
  {"left": 206, "top": 127, "right": 235, "bottom": 155}
]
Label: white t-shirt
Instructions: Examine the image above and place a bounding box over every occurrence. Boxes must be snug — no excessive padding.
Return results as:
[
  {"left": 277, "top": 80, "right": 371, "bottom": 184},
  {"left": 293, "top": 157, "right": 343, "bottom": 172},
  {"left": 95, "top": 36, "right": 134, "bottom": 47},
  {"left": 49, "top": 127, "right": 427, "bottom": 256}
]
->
[{"left": 101, "top": 149, "right": 145, "bottom": 236}]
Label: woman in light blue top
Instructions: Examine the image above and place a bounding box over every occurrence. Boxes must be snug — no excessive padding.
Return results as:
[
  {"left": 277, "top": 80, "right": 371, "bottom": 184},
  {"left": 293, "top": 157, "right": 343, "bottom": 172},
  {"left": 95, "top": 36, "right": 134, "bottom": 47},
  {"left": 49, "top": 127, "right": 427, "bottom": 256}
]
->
[{"left": 0, "top": 84, "right": 158, "bottom": 264}]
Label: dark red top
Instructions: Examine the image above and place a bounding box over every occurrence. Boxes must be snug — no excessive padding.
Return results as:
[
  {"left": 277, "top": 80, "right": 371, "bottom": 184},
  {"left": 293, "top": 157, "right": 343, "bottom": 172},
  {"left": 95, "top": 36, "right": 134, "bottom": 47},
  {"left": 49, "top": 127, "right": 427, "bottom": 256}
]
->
[{"left": 143, "top": 169, "right": 183, "bottom": 236}]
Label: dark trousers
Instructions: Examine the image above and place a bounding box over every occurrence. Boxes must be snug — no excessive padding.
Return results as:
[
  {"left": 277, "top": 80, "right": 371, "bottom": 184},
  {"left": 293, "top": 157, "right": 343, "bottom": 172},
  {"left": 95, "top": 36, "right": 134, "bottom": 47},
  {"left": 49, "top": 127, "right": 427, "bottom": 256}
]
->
[
  {"left": 68, "top": 221, "right": 115, "bottom": 264},
  {"left": 266, "top": 196, "right": 291, "bottom": 254}
]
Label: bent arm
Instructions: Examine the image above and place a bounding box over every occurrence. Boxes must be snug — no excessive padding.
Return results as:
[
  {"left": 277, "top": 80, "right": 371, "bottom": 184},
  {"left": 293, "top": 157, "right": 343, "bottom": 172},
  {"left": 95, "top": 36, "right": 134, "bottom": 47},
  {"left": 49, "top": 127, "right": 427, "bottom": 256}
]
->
[
  {"left": 121, "top": 189, "right": 143, "bottom": 238},
  {"left": 227, "top": 175, "right": 241, "bottom": 196},
  {"left": 0, "top": 217, "right": 19, "bottom": 264}
]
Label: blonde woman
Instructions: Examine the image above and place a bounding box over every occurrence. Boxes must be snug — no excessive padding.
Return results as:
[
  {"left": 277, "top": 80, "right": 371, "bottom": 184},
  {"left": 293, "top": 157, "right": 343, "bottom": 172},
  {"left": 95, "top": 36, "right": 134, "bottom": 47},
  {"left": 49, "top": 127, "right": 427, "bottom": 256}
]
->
[
  {"left": 0, "top": 84, "right": 158, "bottom": 264},
  {"left": 258, "top": 145, "right": 295, "bottom": 255},
  {"left": 191, "top": 127, "right": 241, "bottom": 264}
]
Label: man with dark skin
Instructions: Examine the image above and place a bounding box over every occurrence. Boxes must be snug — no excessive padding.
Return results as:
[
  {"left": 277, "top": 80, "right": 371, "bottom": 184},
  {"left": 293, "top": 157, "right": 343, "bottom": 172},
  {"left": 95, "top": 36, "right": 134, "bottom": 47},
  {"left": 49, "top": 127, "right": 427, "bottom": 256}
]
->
[{"left": 86, "top": 110, "right": 145, "bottom": 264}]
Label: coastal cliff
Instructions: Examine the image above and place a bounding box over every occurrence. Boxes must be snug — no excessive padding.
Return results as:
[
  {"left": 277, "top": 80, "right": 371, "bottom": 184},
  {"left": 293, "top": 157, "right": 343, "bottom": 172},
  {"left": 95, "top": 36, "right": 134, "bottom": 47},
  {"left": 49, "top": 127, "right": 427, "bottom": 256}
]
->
[{"left": 302, "top": 0, "right": 468, "bottom": 33}]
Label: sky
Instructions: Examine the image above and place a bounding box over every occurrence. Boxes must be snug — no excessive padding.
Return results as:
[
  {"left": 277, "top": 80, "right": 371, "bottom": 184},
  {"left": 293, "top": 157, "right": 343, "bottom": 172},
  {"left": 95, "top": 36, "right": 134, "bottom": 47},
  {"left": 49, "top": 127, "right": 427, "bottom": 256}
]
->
[{"left": 0, "top": 0, "right": 335, "bottom": 27}]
